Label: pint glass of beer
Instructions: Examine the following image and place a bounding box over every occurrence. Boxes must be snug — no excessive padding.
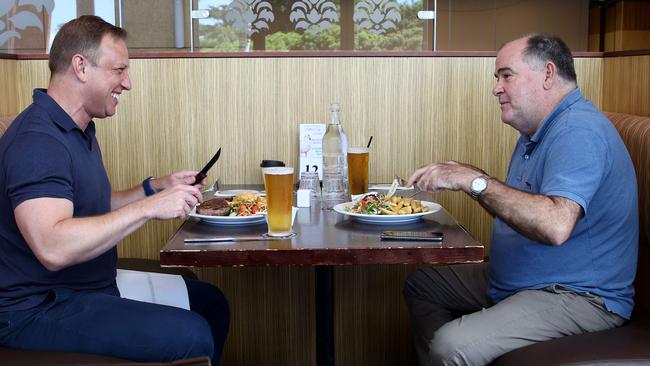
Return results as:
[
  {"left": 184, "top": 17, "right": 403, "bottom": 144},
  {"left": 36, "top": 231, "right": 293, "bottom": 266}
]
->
[
  {"left": 264, "top": 167, "right": 294, "bottom": 237},
  {"left": 347, "top": 147, "right": 369, "bottom": 195}
]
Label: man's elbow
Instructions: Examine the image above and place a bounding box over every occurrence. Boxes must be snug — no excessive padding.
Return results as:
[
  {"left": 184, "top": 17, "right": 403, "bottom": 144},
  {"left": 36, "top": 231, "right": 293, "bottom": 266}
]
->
[
  {"left": 545, "top": 225, "right": 573, "bottom": 246},
  {"left": 33, "top": 250, "right": 70, "bottom": 272}
]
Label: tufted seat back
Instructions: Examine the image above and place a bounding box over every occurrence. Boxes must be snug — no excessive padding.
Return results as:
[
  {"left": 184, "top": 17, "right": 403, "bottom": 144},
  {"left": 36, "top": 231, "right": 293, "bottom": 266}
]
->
[{"left": 605, "top": 112, "right": 650, "bottom": 321}]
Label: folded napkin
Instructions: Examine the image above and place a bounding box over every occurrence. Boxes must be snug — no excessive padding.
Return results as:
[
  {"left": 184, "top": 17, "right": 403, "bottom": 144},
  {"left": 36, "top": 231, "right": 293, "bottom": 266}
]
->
[
  {"left": 116, "top": 269, "right": 190, "bottom": 310},
  {"left": 351, "top": 192, "right": 379, "bottom": 202}
]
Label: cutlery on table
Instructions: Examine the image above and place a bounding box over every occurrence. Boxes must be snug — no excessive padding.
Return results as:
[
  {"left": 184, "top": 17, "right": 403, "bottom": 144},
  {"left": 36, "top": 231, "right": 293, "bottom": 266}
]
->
[
  {"left": 394, "top": 175, "right": 422, "bottom": 198},
  {"left": 184, "top": 236, "right": 280, "bottom": 244}
]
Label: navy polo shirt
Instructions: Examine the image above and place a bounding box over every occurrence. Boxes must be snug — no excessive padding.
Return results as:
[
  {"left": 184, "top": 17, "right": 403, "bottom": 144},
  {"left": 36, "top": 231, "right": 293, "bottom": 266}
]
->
[
  {"left": 488, "top": 88, "right": 638, "bottom": 319},
  {"left": 0, "top": 89, "right": 115, "bottom": 312}
]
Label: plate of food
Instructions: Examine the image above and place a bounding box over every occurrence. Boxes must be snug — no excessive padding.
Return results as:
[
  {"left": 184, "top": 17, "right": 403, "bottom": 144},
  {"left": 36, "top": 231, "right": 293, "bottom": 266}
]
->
[
  {"left": 190, "top": 193, "right": 267, "bottom": 226},
  {"left": 333, "top": 193, "right": 441, "bottom": 224}
]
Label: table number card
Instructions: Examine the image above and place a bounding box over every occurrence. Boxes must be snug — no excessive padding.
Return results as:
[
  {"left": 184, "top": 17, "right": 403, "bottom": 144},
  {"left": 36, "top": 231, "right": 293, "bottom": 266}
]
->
[{"left": 299, "top": 123, "right": 326, "bottom": 180}]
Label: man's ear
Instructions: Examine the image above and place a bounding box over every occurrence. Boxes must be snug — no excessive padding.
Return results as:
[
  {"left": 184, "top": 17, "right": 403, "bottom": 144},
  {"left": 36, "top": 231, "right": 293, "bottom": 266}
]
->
[
  {"left": 543, "top": 61, "right": 557, "bottom": 90},
  {"left": 71, "top": 54, "right": 88, "bottom": 81}
]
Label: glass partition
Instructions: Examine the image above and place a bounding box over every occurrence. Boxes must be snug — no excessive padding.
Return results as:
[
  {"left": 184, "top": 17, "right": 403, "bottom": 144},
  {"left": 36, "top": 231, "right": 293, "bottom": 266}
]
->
[
  {"left": 195, "top": 0, "right": 431, "bottom": 51},
  {"left": 1, "top": 0, "right": 648, "bottom": 55}
]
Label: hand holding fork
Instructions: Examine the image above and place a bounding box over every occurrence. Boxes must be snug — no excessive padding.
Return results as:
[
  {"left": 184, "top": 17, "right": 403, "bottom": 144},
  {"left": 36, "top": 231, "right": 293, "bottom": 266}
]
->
[{"left": 394, "top": 175, "right": 422, "bottom": 198}]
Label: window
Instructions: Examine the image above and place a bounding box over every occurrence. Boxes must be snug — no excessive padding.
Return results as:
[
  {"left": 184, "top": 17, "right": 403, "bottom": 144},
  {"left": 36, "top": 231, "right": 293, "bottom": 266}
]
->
[
  {"left": 196, "top": 0, "right": 433, "bottom": 51},
  {"left": 4, "top": 0, "right": 626, "bottom": 54}
]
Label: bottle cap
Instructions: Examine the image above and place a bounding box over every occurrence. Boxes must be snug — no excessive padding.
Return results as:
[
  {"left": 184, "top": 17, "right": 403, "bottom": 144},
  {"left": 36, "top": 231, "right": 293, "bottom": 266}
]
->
[{"left": 260, "top": 160, "right": 285, "bottom": 168}]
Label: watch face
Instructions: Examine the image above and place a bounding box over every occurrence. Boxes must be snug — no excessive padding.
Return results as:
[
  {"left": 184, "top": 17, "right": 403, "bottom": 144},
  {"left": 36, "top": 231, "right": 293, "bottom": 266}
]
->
[{"left": 472, "top": 177, "right": 488, "bottom": 191}]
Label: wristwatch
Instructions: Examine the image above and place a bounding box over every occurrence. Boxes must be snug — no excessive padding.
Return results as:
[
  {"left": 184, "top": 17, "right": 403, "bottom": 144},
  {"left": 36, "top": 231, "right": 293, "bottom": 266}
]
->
[
  {"left": 142, "top": 176, "right": 156, "bottom": 196},
  {"left": 470, "top": 176, "right": 489, "bottom": 200}
]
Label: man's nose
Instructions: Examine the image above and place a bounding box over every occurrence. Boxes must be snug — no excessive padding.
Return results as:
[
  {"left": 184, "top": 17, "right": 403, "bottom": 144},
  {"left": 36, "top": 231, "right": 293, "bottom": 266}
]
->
[
  {"left": 122, "top": 72, "right": 132, "bottom": 91},
  {"left": 492, "top": 82, "right": 502, "bottom": 96}
]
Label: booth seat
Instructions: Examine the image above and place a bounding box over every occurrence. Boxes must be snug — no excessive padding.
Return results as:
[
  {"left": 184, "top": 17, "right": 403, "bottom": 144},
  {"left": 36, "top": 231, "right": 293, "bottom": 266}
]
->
[
  {"left": 493, "top": 112, "right": 650, "bottom": 365},
  {"left": 0, "top": 116, "right": 205, "bottom": 365}
]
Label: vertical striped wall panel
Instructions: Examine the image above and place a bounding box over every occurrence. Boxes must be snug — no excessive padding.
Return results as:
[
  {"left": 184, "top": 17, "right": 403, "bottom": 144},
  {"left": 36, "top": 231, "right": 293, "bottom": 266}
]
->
[
  {"left": 603, "top": 55, "right": 650, "bottom": 117},
  {"left": 0, "top": 56, "right": 605, "bottom": 366}
]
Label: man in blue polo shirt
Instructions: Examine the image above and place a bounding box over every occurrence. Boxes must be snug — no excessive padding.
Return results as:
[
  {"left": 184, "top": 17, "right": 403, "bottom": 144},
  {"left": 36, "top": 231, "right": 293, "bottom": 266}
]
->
[
  {"left": 404, "top": 34, "right": 638, "bottom": 365},
  {"left": 0, "top": 16, "right": 228, "bottom": 364}
]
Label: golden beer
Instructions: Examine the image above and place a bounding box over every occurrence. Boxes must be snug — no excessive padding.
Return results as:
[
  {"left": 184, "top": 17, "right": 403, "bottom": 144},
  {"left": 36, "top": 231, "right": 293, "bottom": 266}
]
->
[
  {"left": 264, "top": 167, "right": 294, "bottom": 237},
  {"left": 347, "top": 147, "right": 369, "bottom": 195}
]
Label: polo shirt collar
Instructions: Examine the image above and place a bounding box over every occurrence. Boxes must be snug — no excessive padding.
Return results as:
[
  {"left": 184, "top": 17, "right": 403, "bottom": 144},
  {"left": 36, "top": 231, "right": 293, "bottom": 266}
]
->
[
  {"left": 523, "top": 88, "right": 582, "bottom": 156},
  {"left": 32, "top": 88, "right": 96, "bottom": 138}
]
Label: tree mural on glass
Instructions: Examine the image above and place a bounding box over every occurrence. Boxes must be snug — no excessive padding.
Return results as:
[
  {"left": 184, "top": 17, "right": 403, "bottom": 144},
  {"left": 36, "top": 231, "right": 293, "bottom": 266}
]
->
[
  {"left": 289, "top": 0, "right": 338, "bottom": 36},
  {"left": 0, "top": 0, "right": 54, "bottom": 47},
  {"left": 225, "top": 0, "right": 275, "bottom": 37},
  {"left": 353, "top": 0, "right": 401, "bottom": 35}
]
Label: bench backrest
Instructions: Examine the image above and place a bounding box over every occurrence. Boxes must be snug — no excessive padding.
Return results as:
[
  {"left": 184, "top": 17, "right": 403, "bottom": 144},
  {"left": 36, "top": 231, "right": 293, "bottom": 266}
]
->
[
  {"left": 0, "top": 115, "right": 12, "bottom": 136},
  {"left": 605, "top": 112, "right": 650, "bottom": 321}
]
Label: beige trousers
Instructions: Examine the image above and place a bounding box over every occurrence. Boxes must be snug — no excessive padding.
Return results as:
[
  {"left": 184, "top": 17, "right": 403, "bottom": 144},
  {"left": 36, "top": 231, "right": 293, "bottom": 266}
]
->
[{"left": 403, "top": 263, "right": 625, "bottom": 366}]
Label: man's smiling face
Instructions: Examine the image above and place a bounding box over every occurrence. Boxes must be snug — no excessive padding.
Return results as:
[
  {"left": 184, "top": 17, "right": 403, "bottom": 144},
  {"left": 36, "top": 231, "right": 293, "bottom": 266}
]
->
[{"left": 84, "top": 34, "right": 131, "bottom": 119}]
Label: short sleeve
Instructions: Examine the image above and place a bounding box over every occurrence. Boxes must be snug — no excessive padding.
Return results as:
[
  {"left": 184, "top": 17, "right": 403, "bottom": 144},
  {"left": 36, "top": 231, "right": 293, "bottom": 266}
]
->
[
  {"left": 540, "top": 127, "right": 609, "bottom": 214},
  {"left": 4, "top": 131, "right": 74, "bottom": 209}
]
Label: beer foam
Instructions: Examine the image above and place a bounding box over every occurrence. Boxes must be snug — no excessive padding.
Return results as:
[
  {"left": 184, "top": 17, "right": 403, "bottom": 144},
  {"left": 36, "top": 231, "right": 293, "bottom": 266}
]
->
[
  {"left": 348, "top": 147, "right": 369, "bottom": 154},
  {"left": 264, "top": 167, "right": 294, "bottom": 175}
]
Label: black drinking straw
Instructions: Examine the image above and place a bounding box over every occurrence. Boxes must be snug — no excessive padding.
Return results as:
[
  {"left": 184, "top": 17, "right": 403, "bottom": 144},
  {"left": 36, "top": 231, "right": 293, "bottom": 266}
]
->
[{"left": 366, "top": 136, "right": 373, "bottom": 148}]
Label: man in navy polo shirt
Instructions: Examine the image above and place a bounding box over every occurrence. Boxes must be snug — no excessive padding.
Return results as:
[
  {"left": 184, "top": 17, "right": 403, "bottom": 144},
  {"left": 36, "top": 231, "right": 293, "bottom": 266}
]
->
[
  {"left": 403, "top": 34, "right": 638, "bottom": 365},
  {"left": 0, "top": 16, "right": 228, "bottom": 364}
]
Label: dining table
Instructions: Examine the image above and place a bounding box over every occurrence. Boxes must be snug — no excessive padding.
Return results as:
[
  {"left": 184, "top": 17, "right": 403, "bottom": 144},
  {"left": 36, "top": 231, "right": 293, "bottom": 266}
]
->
[{"left": 160, "top": 185, "right": 484, "bottom": 366}]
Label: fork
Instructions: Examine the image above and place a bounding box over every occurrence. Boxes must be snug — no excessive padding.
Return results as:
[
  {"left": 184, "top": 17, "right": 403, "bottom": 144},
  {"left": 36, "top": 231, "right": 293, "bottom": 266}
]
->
[
  {"left": 212, "top": 178, "right": 221, "bottom": 192},
  {"left": 395, "top": 175, "right": 422, "bottom": 198},
  {"left": 203, "top": 177, "right": 220, "bottom": 194}
]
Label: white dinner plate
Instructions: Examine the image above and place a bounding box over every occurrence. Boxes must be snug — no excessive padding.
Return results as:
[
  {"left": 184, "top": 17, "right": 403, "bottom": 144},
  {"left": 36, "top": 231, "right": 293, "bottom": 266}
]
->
[
  {"left": 214, "top": 190, "right": 262, "bottom": 198},
  {"left": 367, "top": 184, "right": 414, "bottom": 191},
  {"left": 189, "top": 207, "right": 266, "bottom": 226},
  {"left": 333, "top": 201, "right": 441, "bottom": 224}
]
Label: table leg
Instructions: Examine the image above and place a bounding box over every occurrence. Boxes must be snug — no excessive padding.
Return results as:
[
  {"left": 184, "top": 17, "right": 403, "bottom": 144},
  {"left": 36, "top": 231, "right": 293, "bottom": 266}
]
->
[{"left": 316, "top": 266, "right": 334, "bottom": 366}]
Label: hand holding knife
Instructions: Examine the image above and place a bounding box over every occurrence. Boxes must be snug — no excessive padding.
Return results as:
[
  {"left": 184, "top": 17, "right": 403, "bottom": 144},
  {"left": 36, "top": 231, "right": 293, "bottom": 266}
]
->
[{"left": 193, "top": 147, "right": 221, "bottom": 185}]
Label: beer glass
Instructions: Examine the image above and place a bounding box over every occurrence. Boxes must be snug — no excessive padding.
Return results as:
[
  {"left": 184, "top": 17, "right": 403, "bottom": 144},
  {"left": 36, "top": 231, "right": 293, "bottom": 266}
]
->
[
  {"left": 347, "top": 147, "right": 369, "bottom": 195},
  {"left": 264, "top": 167, "right": 294, "bottom": 237},
  {"left": 260, "top": 160, "right": 285, "bottom": 183}
]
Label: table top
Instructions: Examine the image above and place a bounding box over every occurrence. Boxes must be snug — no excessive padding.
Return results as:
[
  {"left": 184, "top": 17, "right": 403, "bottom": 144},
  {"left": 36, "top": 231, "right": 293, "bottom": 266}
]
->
[{"left": 160, "top": 188, "right": 484, "bottom": 267}]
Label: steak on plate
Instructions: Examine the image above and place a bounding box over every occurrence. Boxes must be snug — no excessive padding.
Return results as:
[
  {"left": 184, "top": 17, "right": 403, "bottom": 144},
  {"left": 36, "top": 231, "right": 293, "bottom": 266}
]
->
[{"left": 196, "top": 198, "right": 231, "bottom": 216}]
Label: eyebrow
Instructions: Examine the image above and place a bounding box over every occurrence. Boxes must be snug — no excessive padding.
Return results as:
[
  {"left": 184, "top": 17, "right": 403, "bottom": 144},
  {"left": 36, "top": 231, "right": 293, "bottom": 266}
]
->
[{"left": 494, "top": 67, "right": 514, "bottom": 77}]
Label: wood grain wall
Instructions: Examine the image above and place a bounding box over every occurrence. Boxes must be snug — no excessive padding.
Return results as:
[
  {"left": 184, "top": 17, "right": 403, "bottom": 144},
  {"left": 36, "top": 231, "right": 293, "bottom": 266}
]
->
[
  {"left": 603, "top": 55, "right": 650, "bottom": 116},
  {"left": 0, "top": 59, "right": 18, "bottom": 116},
  {"left": 607, "top": 0, "right": 650, "bottom": 52},
  {"left": 0, "top": 55, "right": 604, "bottom": 366}
]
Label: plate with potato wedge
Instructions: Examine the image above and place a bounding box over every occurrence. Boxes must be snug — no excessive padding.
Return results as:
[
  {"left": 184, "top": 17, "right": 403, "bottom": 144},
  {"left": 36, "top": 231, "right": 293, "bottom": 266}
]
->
[{"left": 333, "top": 193, "right": 441, "bottom": 224}]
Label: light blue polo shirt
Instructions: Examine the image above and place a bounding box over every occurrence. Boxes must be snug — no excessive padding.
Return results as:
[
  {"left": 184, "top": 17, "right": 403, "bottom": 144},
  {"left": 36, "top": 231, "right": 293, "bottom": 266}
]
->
[{"left": 488, "top": 88, "right": 638, "bottom": 319}]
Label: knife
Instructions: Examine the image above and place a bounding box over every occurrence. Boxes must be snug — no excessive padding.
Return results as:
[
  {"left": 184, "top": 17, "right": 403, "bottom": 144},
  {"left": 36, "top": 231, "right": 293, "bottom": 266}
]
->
[
  {"left": 184, "top": 236, "right": 279, "bottom": 244},
  {"left": 193, "top": 147, "right": 221, "bottom": 185}
]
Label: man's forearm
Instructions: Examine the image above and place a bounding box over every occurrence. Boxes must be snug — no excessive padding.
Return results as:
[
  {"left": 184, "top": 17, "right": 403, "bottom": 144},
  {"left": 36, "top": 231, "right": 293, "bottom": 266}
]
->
[
  {"left": 111, "top": 186, "right": 145, "bottom": 210},
  {"left": 47, "top": 204, "right": 150, "bottom": 269},
  {"left": 477, "top": 179, "right": 580, "bottom": 245}
]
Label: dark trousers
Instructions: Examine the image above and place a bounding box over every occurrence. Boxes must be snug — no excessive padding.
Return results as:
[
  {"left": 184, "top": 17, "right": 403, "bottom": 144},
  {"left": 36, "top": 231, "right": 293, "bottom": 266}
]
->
[{"left": 0, "top": 278, "right": 229, "bottom": 365}]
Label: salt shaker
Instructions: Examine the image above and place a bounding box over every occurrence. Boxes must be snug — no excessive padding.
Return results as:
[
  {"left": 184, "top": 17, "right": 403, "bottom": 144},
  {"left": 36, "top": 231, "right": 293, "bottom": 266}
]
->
[{"left": 298, "top": 171, "right": 321, "bottom": 201}]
